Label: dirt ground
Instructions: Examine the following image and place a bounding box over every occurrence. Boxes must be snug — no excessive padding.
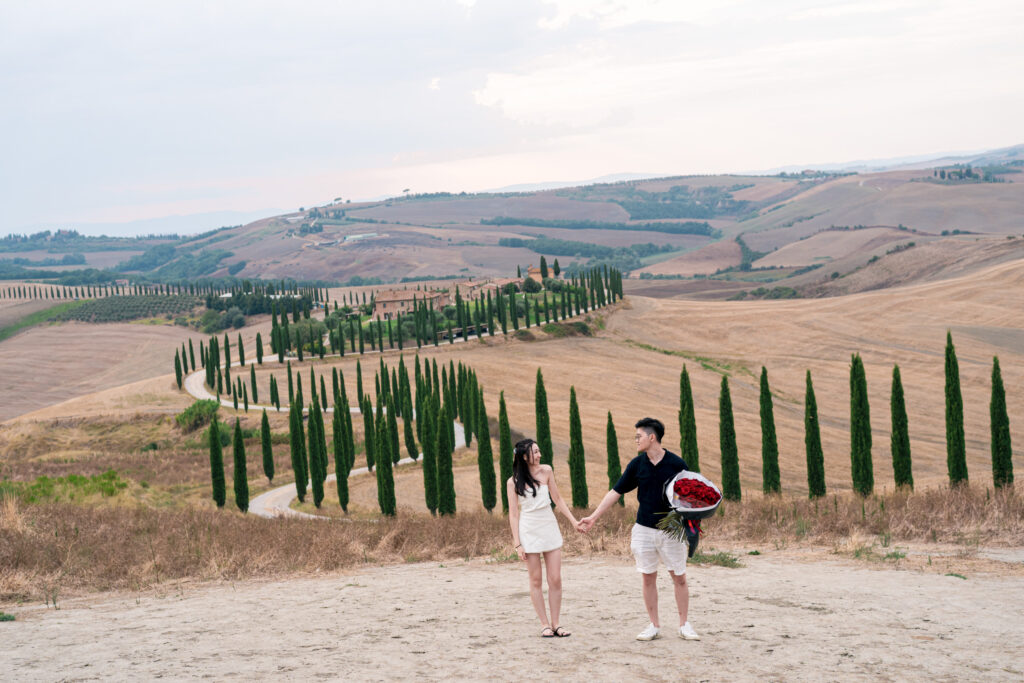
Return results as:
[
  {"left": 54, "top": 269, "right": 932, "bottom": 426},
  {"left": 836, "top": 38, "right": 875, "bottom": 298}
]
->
[{"left": 5, "top": 549, "right": 1023, "bottom": 681}]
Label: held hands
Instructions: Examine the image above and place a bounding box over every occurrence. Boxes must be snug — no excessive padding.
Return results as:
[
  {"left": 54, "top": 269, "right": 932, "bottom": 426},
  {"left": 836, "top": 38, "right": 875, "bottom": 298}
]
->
[{"left": 577, "top": 515, "right": 596, "bottom": 533}]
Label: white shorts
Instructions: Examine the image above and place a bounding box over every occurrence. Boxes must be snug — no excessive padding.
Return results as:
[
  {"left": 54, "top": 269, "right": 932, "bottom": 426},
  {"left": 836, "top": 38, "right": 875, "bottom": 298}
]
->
[{"left": 630, "top": 523, "right": 688, "bottom": 575}]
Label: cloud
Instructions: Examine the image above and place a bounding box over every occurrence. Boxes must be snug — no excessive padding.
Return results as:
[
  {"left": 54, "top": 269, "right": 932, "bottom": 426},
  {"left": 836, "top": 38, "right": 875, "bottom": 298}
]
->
[{"left": 1, "top": 0, "right": 1022, "bottom": 230}]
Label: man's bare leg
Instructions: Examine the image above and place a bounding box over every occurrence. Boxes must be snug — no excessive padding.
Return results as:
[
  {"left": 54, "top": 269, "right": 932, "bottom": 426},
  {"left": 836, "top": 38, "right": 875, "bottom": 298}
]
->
[
  {"left": 641, "top": 572, "right": 659, "bottom": 627},
  {"left": 671, "top": 571, "right": 689, "bottom": 626}
]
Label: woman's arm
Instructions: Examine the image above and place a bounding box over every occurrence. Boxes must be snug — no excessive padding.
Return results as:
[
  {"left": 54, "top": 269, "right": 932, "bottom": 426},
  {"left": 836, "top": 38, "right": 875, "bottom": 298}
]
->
[
  {"left": 544, "top": 466, "right": 579, "bottom": 528},
  {"left": 507, "top": 478, "right": 525, "bottom": 561}
]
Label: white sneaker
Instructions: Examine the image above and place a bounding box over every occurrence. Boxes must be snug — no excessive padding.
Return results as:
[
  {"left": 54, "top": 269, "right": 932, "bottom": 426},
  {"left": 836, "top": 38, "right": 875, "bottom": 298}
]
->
[
  {"left": 679, "top": 622, "right": 700, "bottom": 640},
  {"left": 636, "top": 623, "right": 661, "bottom": 641}
]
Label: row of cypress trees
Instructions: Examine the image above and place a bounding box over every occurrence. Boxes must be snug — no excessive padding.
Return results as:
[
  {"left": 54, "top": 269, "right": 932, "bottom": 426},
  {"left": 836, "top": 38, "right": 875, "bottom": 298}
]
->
[
  {"left": 207, "top": 331, "right": 1013, "bottom": 516},
  {"left": 185, "top": 272, "right": 625, "bottom": 392},
  {"left": 704, "top": 332, "right": 1013, "bottom": 502},
  {"left": 2, "top": 280, "right": 331, "bottom": 301}
]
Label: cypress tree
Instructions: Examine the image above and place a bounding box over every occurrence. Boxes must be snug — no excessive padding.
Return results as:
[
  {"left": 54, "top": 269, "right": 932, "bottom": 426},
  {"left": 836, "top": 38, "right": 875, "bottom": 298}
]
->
[
  {"left": 403, "top": 392, "right": 417, "bottom": 460},
  {"left": 849, "top": 353, "right": 874, "bottom": 496},
  {"left": 890, "top": 365, "right": 913, "bottom": 490},
  {"left": 309, "top": 400, "right": 326, "bottom": 508},
  {"left": 804, "top": 371, "right": 826, "bottom": 498},
  {"left": 446, "top": 363, "right": 457, "bottom": 449},
  {"left": 287, "top": 362, "right": 294, "bottom": 403},
  {"left": 567, "top": 386, "right": 588, "bottom": 508},
  {"left": 224, "top": 334, "right": 231, "bottom": 383},
  {"left": 250, "top": 364, "right": 258, "bottom": 404},
  {"left": 535, "top": 368, "right": 553, "bottom": 467},
  {"left": 356, "top": 360, "right": 364, "bottom": 402},
  {"left": 464, "top": 373, "right": 475, "bottom": 447},
  {"left": 375, "top": 404, "right": 396, "bottom": 515},
  {"left": 288, "top": 403, "right": 308, "bottom": 503},
  {"left": 174, "top": 350, "right": 183, "bottom": 389},
  {"left": 208, "top": 416, "right": 226, "bottom": 508},
  {"left": 437, "top": 400, "right": 457, "bottom": 515},
  {"left": 232, "top": 419, "right": 249, "bottom": 512},
  {"left": 333, "top": 401, "right": 349, "bottom": 511},
  {"left": 189, "top": 339, "right": 196, "bottom": 371},
  {"left": 678, "top": 365, "right": 699, "bottom": 472},
  {"left": 256, "top": 332, "right": 263, "bottom": 364},
  {"left": 261, "top": 409, "right": 274, "bottom": 483},
  {"left": 498, "top": 391, "right": 513, "bottom": 512},
  {"left": 540, "top": 255, "right": 549, "bottom": 279},
  {"left": 320, "top": 375, "right": 328, "bottom": 410},
  {"left": 270, "top": 375, "right": 279, "bottom": 411},
  {"left": 719, "top": 376, "right": 741, "bottom": 501},
  {"left": 362, "top": 395, "right": 376, "bottom": 471},
  {"left": 606, "top": 411, "right": 624, "bottom": 506},
  {"left": 237, "top": 334, "right": 245, "bottom": 366},
  {"left": 759, "top": 367, "right": 781, "bottom": 494},
  {"left": 990, "top": 357, "right": 1014, "bottom": 488},
  {"left": 243, "top": 385, "right": 249, "bottom": 412},
  {"left": 343, "top": 396, "right": 356, "bottom": 475},
  {"left": 944, "top": 332, "right": 968, "bottom": 485},
  {"left": 422, "top": 393, "right": 438, "bottom": 514},
  {"left": 476, "top": 391, "right": 497, "bottom": 512},
  {"left": 387, "top": 392, "right": 401, "bottom": 465}
]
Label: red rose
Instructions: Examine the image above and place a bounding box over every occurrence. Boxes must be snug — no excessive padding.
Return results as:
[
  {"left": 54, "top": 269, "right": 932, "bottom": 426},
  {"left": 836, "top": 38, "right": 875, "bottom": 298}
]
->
[{"left": 673, "top": 477, "right": 720, "bottom": 508}]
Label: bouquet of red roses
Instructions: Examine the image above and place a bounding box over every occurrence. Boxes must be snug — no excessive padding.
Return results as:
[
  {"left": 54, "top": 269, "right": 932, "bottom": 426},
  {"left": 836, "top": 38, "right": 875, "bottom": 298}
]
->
[
  {"left": 672, "top": 476, "right": 721, "bottom": 510},
  {"left": 657, "top": 471, "right": 722, "bottom": 551}
]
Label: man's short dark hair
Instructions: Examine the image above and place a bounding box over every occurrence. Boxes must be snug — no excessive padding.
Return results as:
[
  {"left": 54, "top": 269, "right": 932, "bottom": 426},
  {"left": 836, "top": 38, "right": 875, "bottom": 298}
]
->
[{"left": 635, "top": 417, "right": 664, "bottom": 442}]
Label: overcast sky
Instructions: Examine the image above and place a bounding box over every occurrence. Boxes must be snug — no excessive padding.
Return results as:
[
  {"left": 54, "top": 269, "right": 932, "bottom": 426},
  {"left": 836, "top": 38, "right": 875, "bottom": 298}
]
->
[{"left": 2, "top": 0, "right": 1022, "bottom": 235}]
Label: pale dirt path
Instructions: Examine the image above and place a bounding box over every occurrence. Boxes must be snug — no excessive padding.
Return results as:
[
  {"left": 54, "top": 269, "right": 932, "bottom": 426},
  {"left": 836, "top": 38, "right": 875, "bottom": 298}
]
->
[{"left": 5, "top": 552, "right": 1023, "bottom": 681}]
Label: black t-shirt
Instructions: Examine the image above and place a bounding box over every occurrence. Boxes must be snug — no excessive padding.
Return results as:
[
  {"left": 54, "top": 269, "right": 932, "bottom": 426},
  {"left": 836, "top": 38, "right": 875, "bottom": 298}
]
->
[{"left": 613, "top": 450, "right": 688, "bottom": 529}]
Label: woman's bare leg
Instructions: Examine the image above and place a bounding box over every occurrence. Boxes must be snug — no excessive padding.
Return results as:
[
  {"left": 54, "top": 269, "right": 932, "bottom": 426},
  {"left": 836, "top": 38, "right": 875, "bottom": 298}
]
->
[
  {"left": 543, "top": 549, "right": 563, "bottom": 630},
  {"left": 526, "top": 553, "right": 550, "bottom": 629}
]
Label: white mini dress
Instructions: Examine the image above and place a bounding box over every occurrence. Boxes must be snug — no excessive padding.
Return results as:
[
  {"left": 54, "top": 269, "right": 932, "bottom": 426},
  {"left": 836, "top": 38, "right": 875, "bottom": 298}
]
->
[{"left": 517, "top": 484, "right": 563, "bottom": 553}]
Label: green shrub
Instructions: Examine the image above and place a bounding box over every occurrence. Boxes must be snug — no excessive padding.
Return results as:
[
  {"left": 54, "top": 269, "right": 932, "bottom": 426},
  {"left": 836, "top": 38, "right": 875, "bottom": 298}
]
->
[
  {"left": 541, "top": 322, "right": 593, "bottom": 338},
  {"left": 0, "top": 470, "right": 128, "bottom": 503},
  {"left": 0, "top": 612, "right": 14, "bottom": 622},
  {"left": 175, "top": 399, "right": 220, "bottom": 432}
]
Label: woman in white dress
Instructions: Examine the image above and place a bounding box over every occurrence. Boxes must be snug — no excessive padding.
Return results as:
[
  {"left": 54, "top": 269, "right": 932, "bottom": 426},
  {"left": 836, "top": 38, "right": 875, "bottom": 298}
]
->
[{"left": 507, "top": 438, "right": 579, "bottom": 637}]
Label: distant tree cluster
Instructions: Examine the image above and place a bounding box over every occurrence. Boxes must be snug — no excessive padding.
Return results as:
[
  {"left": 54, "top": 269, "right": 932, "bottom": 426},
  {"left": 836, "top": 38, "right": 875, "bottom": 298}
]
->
[
  {"left": 481, "top": 216, "right": 719, "bottom": 237},
  {"left": 614, "top": 184, "right": 753, "bottom": 220}
]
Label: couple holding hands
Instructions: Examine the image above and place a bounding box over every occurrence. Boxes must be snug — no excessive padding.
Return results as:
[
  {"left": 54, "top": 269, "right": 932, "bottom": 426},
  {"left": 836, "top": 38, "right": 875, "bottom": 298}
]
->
[{"left": 506, "top": 417, "right": 700, "bottom": 642}]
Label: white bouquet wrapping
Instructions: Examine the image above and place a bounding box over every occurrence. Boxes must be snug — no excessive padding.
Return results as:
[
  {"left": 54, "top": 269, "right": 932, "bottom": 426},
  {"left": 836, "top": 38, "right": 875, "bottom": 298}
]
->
[{"left": 657, "top": 471, "right": 722, "bottom": 555}]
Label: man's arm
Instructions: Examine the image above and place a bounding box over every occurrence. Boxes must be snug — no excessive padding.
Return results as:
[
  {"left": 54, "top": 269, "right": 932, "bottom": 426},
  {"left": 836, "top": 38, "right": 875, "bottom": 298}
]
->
[{"left": 578, "top": 489, "right": 621, "bottom": 532}]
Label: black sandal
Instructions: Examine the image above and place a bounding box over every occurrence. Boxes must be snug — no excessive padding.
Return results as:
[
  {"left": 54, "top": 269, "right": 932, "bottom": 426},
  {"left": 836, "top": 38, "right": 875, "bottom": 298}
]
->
[
  {"left": 541, "top": 627, "right": 556, "bottom": 638},
  {"left": 553, "top": 626, "right": 571, "bottom": 637}
]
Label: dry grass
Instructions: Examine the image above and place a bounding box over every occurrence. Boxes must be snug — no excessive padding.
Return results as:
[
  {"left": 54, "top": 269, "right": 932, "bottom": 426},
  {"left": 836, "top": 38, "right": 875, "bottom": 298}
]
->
[
  {"left": 708, "top": 484, "right": 1024, "bottom": 547},
  {"left": 0, "top": 413, "right": 299, "bottom": 511},
  {"left": 2, "top": 486, "right": 1020, "bottom": 603}
]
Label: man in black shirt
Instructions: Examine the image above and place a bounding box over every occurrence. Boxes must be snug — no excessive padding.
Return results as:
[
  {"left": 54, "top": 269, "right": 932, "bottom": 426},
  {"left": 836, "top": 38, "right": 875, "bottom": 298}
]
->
[{"left": 579, "top": 417, "right": 700, "bottom": 641}]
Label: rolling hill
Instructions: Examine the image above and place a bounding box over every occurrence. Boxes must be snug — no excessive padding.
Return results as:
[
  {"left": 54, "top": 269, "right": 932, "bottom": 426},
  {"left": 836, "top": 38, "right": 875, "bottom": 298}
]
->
[{"left": 102, "top": 151, "right": 1018, "bottom": 298}]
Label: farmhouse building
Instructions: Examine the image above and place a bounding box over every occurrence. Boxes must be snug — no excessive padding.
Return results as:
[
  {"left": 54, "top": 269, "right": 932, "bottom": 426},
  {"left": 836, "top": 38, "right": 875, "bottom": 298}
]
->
[
  {"left": 526, "top": 266, "right": 543, "bottom": 283},
  {"left": 372, "top": 289, "right": 450, "bottom": 321}
]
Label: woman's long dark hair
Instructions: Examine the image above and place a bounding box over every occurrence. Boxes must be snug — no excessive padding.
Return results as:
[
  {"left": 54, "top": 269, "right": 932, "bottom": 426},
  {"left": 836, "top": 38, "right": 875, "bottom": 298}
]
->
[{"left": 512, "top": 438, "right": 541, "bottom": 498}]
